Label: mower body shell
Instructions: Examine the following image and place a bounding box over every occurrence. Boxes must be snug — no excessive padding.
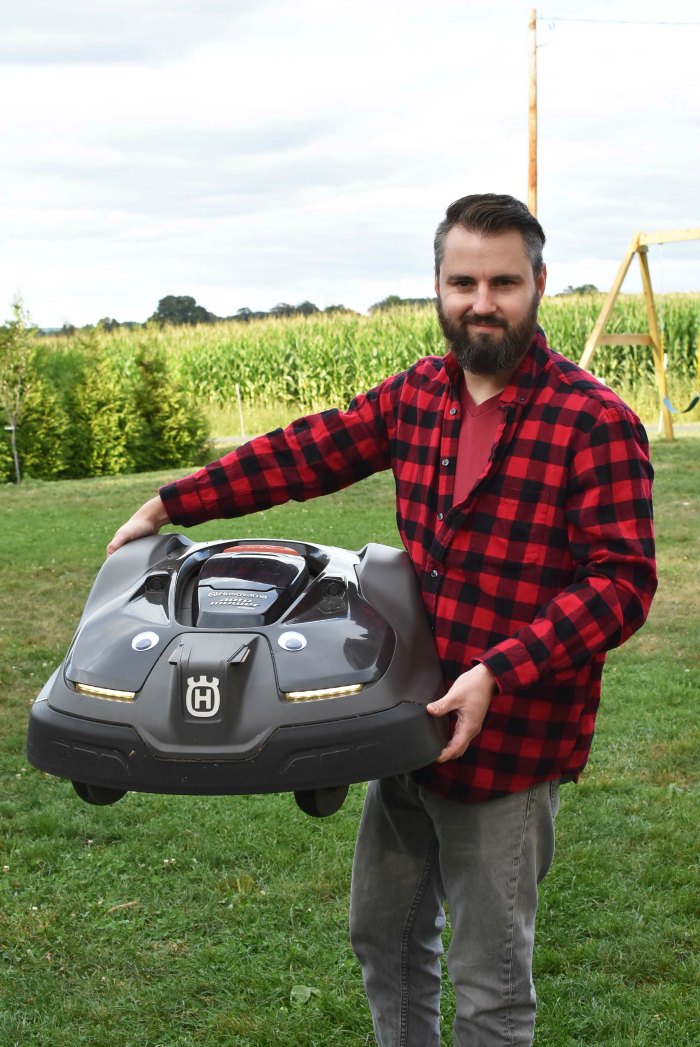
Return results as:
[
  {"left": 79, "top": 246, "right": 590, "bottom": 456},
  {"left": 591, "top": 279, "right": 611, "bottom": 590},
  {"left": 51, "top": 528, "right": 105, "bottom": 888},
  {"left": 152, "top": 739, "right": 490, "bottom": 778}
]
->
[{"left": 27, "top": 535, "right": 446, "bottom": 801}]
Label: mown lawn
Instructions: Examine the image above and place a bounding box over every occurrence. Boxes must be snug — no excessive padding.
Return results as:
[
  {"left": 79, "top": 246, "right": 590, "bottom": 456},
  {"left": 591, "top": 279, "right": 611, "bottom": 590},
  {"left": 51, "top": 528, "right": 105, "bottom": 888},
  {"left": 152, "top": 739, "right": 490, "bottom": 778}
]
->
[{"left": 1, "top": 437, "right": 698, "bottom": 1046}]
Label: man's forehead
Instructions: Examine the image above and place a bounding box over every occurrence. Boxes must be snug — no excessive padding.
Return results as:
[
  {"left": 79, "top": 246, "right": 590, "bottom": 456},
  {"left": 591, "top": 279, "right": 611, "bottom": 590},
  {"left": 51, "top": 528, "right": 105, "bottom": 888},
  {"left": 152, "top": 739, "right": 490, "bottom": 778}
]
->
[{"left": 440, "top": 226, "right": 531, "bottom": 272}]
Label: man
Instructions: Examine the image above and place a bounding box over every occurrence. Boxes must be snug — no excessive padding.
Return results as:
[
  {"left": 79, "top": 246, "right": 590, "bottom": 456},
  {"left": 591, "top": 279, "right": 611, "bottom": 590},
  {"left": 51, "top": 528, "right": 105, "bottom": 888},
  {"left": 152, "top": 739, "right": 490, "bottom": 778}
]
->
[{"left": 108, "top": 194, "right": 656, "bottom": 1045}]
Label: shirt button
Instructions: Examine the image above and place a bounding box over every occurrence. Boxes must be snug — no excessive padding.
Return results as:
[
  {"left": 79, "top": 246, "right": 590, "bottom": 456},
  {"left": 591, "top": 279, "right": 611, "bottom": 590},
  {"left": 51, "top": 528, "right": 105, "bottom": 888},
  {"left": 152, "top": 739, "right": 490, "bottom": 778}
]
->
[
  {"left": 441, "top": 458, "right": 450, "bottom": 467},
  {"left": 430, "top": 569, "right": 439, "bottom": 578},
  {"left": 449, "top": 407, "right": 457, "bottom": 415},
  {"left": 437, "top": 512, "right": 444, "bottom": 521}
]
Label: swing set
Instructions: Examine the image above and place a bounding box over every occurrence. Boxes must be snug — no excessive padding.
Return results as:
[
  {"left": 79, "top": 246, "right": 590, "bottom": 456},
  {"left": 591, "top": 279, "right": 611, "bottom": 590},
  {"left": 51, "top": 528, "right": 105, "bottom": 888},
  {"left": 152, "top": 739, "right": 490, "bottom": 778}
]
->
[{"left": 578, "top": 228, "right": 700, "bottom": 440}]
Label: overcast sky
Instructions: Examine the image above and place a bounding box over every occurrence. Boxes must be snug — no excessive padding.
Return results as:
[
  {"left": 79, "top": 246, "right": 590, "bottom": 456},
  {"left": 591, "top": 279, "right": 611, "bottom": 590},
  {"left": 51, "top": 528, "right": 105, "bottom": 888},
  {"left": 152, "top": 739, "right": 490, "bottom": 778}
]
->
[{"left": 1, "top": 0, "right": 699, "bottom": 328}]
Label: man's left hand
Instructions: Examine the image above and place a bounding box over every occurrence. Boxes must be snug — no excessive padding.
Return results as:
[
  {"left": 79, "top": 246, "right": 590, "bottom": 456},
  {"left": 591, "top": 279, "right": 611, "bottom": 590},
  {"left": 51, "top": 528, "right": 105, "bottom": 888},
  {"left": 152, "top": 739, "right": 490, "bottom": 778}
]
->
[{"left": 427, "top": 663, "right": 496, "bottom": 763}]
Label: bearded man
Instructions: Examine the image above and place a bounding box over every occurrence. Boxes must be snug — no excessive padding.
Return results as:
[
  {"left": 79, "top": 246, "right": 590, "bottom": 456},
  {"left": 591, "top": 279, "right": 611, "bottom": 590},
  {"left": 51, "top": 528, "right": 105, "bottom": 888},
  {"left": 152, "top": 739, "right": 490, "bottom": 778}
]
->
[{"left": 108, "top": 194, "right": 656, "bottom": 1046}]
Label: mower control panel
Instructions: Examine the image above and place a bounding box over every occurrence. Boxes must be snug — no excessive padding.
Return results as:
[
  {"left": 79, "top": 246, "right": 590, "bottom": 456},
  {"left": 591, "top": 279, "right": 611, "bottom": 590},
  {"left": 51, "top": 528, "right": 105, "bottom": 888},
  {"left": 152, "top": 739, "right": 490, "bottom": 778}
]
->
[{"left": 195, "top": 549, "right": 309, "bottom": 628}]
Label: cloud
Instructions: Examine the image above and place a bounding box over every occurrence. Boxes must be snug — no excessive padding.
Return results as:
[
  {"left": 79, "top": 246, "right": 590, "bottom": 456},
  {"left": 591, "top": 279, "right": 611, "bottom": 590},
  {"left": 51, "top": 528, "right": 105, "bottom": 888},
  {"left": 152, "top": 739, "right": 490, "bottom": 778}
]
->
[
  {"left": 0, "top": 0, "right": 265, "bottom": 65},
  {"left": 1, "top": 0, "right": 699, "bottom": 326}
]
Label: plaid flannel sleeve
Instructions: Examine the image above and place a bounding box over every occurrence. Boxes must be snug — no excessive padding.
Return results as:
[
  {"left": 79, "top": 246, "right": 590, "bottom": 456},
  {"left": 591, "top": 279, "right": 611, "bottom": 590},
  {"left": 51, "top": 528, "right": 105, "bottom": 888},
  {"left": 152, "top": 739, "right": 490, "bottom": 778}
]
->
[
  {"left": 479, "top": 406, "right": 657, "bottom": 692},
  {"left": 159, "top": 384, "right": 394, "bottom": 526}
]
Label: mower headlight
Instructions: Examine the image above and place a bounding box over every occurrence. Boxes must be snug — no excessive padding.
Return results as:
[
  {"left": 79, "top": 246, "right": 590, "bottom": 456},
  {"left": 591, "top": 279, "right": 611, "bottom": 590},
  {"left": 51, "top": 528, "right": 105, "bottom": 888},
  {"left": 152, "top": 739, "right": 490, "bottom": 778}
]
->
[
  {"left": 284, "top": 684, "right": 363, "bottom": 702},
  {"left": 74, "top": 683, "right": 136, "bottom": 702}
]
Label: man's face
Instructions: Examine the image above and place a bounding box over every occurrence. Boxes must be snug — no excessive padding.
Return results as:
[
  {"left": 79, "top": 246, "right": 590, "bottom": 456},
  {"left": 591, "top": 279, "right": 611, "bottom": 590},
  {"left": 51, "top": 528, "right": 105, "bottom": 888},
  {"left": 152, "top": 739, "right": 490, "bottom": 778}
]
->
[{"left": 434, "top": 226, "right": 547, "bottom": 375}]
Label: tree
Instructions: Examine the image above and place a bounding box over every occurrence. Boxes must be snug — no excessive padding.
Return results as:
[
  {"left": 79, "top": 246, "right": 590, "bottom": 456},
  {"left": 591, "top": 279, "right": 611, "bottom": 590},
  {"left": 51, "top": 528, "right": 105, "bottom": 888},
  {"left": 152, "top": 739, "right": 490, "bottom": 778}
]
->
[
  {"left": 369, "top": 294, "right": 404, "bottom": 313},
  {"left": 149, "top": 295, "right": 216, "bottom": 326},
  {"left": 295, "top": 300, "right": 320, "bottom": 316},
  {"left": 0, "top": 299, "right": 36, "bottom": 483},
  {"left": 369, "top": 295, "right": 436, "bottom": 313},
  {"left": 557, "top": 284, "right": 599, "bottom": 296},
  {"left": 97, "top": 317, "right": 121, "bottom": 332},
  {"left": 269, "top": 301, "right": 321, "bottom": 318},
  {"left": 269, "top": 302, "right": 296, "bottom": 318}
]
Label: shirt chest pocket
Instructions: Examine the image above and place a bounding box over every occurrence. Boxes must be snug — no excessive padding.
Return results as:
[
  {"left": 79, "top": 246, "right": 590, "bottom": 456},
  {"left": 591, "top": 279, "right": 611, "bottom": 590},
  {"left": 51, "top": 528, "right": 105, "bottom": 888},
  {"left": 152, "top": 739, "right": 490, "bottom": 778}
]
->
[{"left": 454, "top": 478, "right": 562, "bottom": 568}]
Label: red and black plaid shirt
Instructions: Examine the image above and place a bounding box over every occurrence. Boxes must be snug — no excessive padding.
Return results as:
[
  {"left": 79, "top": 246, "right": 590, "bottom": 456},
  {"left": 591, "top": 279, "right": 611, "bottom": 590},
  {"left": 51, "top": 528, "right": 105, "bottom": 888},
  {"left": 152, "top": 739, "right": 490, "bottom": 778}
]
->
[{"left": 160, "top": 328, "right": 656, "bottom": 802}]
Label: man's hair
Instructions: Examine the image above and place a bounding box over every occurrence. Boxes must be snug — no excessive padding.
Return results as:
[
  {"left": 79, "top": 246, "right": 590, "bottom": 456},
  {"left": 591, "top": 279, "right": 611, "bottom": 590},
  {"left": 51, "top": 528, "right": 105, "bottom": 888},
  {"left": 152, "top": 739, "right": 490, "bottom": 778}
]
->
[{"left": 434, "top": 193, "right": 546, "bottom": 277}]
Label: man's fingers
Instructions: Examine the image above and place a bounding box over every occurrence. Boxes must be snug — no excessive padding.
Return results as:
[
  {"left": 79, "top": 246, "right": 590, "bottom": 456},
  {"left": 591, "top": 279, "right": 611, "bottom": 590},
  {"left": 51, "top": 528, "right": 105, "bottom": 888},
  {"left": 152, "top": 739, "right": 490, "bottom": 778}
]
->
[
  {"left": 105, "top": 496, "right": 169, "bottom": 558},
  {"left": 434, "top": 716, "right": 480, "bottom": 763},
  {"left": 106, "top": 522, "right": 143, "bottom": 556},
  {"left": 106, "top": 533, "right": 126, "bottom": 557},
  {"left": 434, "top": 733, "right": 470, "bottom": 763},
  {"left": 427, "top": 696, "right": 453, "bottom": 717},
  {"left": 426, "top": 664, "right": 496, "bottom": 763}
]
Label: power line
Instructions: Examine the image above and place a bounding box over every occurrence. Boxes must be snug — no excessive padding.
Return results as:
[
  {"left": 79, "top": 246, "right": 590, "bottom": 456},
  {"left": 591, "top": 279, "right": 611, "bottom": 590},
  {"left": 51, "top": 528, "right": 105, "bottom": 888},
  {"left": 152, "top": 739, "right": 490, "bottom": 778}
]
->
[{"left": 539, "top": 15, "right": 700, "bottom": 26}]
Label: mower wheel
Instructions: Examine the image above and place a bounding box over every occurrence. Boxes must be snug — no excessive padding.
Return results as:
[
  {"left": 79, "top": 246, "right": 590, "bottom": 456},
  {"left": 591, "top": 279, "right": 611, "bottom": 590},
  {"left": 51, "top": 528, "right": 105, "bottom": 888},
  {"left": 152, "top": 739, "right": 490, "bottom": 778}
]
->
[
  {"left": 72, "top": 781, "right": 128, "bottom": 806},
  {"left": 294, "top": 784, "right": 349, "bottom": 818}
]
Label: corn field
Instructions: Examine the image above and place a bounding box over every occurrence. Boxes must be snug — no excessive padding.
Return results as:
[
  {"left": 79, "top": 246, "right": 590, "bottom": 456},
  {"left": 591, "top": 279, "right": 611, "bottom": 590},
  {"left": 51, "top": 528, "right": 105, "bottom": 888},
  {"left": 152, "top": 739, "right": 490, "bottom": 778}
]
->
[{"left": 37, "top": 294, "right": 700, "bottom": 420}]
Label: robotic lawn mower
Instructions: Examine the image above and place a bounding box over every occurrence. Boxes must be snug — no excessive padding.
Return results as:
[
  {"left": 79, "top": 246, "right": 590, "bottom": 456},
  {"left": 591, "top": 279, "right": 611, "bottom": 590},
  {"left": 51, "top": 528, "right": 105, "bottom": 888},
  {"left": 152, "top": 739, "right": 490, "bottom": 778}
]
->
[{"left": 27, "top": 535, "right": 446, "bottom": 816}]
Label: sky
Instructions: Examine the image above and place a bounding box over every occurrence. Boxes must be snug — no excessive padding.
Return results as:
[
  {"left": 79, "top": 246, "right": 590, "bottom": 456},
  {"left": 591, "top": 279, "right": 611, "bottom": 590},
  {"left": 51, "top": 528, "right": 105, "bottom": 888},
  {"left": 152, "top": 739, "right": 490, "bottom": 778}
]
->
[{"left": 1, "top": 0, "right": 699, "bottom": 329}]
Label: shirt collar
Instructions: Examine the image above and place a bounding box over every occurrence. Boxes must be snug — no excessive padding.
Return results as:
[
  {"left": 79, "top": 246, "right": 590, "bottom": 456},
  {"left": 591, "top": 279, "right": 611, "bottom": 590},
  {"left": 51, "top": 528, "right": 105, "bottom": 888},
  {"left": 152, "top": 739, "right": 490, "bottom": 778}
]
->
[{"left": 444, "top": 325, "right": 551, "bottom": 407}]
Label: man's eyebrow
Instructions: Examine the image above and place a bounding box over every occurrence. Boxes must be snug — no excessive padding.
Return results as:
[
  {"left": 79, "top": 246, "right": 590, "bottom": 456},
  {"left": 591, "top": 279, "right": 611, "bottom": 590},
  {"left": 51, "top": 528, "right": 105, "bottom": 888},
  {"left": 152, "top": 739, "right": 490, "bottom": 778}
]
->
[{"left": 444, "top": 272, "right": 526, "bottom": 284}]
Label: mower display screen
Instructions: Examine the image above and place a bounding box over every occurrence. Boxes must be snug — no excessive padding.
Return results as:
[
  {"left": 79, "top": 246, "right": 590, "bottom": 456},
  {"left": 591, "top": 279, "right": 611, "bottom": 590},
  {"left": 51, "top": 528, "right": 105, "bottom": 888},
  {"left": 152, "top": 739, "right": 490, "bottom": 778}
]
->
[{"left": 200, "top": 555, "right": 303, "bottom": 591}]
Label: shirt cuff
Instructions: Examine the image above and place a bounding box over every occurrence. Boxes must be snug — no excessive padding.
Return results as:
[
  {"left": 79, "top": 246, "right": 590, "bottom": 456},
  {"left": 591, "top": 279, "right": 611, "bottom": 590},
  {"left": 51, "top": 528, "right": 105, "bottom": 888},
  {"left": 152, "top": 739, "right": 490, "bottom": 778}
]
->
[{"left": 159, "top": 477, "right": 213, "bottom": 526}]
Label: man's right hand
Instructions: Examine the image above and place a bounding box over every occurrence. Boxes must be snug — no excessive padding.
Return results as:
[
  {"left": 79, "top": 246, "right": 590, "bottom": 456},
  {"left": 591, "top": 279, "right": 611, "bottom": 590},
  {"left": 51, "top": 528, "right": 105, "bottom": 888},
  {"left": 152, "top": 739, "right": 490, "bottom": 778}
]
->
[{"left": 106, "top": 495, "right": 171, "bottom": 557}]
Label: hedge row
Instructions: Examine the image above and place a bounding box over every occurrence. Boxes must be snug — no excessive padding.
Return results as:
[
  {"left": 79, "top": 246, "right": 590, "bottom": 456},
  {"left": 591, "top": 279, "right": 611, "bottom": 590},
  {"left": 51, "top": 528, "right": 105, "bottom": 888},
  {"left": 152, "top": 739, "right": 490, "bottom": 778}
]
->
[{"left": 1, "top": 337, "right": 212, "bottom": 483}]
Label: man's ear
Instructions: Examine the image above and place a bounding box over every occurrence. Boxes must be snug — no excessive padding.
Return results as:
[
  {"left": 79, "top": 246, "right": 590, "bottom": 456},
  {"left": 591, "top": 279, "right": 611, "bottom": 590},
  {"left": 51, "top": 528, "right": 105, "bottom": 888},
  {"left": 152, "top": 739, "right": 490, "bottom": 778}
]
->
[
  {"left": 434, "top": 270, "right": 440, "bottom": 297},
  {"left": 536, "top": 264, "right": 547, "bottom": 302}
]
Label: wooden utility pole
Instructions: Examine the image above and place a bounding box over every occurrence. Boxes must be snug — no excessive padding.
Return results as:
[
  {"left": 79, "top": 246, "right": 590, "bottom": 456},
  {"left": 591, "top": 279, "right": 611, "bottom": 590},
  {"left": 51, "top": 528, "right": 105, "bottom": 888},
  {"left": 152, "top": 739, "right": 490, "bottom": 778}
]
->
[{"left": 528, "top": 9, "right": 537, "bottom": 216}]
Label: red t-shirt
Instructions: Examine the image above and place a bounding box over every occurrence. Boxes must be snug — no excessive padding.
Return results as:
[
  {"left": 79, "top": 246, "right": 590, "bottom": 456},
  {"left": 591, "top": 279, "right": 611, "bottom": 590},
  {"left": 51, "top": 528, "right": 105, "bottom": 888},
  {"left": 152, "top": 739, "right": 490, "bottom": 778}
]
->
[{"left": 453, "top": 382, "right": 503, "bottom": 506}]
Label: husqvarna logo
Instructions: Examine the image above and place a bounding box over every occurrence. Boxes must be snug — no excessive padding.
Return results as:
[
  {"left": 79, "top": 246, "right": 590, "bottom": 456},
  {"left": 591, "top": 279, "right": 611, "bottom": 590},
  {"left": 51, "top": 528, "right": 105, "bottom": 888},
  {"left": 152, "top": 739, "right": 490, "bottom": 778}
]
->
[{"left": 185, "top": 675, "right": 221, "bottom": 717}]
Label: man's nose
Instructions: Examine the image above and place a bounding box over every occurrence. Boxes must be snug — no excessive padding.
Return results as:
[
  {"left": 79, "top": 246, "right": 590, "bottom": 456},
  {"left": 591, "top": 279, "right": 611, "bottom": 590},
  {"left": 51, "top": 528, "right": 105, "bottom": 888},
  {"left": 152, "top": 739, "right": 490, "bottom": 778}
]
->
[{"left": 471, "top": 282, "right": 497, "bottom": 315}]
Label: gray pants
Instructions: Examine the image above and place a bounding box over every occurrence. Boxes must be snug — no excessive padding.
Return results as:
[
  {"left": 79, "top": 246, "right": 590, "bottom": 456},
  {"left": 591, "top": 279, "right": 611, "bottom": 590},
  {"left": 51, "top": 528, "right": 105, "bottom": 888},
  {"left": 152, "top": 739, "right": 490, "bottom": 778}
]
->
[{"left": 349, "top": 774, "right": 560, "bottom": 1047}]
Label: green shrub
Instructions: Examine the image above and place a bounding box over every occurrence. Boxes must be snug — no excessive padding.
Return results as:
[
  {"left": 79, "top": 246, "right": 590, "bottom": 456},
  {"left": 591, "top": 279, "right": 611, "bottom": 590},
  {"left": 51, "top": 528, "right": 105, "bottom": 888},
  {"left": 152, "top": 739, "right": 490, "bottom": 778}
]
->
[
  {"left": 127, "top": 343, "right": 212, "bottom": 471},
  {"left": 0, "top": 426, "right": 13, "bottom": 482},
  {"left": 13, "top": 377, "right": 71, "bottom": 480},
  {"left": 3, "top": 336, "right": 212, "bottom": 482}
]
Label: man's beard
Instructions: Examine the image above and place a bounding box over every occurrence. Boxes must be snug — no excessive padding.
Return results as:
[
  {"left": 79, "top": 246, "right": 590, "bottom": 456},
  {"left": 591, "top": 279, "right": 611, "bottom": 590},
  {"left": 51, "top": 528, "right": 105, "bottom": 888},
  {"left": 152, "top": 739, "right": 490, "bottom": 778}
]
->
[{"left": 436, "top": 292, "right": 539, "bottom": 375}]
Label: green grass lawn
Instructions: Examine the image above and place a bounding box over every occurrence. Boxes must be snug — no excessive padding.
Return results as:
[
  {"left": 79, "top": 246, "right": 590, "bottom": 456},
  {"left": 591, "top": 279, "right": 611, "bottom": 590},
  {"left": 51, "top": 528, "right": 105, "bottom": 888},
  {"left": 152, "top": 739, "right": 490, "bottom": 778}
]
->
[{"left": 1, "top": 438, "right": 698, "bottom": 1046}]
